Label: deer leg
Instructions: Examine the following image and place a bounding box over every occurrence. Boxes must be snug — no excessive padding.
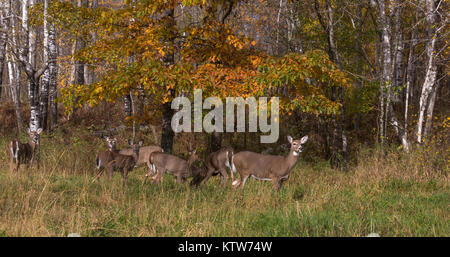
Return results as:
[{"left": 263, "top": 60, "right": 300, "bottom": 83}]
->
[
  {"left": 122, "top": 169, "right": 129, "bottom": 187},
  {"left": 29, "top": 157, "right": 34, "bottom": 170},
  {"left": 106, "top": 167, "right": 113, "bottom": 181},
  {"left": 9, "top": 159, "right": 15, "bottom": 173},
  {"left": 271, "top": 177, "right": 282, "bottom": 191},
  {"left": 240, "top": 175, "right": 250, "bottom": 189},
  {"left": 232, "top": 173, "right": 242, "bottom": 189},
  {"left": 175, "top": 173, "right": 184, "bottom": 184},
  {"left": 143, "top": 169, "right": 152, "bottom": 185},
  {"left": 232, "top": 172, "right": 248, "bottom": 189},
  {"left": 25, "top": 160, "right": 30, "bottom": 171},
  {"left": 153, "top": 169, "right": 164, "bottom": 185},
  {"left": 201, "top": 168, "right": 216, "bottom": 185},
  {"left": 218, "top": 168, "right": 229, "bottom": 186}
]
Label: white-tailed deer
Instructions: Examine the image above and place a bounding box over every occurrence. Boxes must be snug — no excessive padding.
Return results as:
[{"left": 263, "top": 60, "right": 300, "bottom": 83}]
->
[
  {"left": 190, "top": 147, "right": 234, "bottom": 187},
  {"left": 7, "top": 128, "right": 43, "bottom": 173},
  {"left": 113, "top": 139, "right": 163, "bottom": 174},
  {"left": 95, "top": 137, "right": 118, "bottom": 171},
  {"left": 231, "top": 135, "right": 308, "bottom": 191},
  {"left": 94, "top": 139, "right": 143, "bottom": 186},
  {"left": 143, "top": 149, "right": 201, "bottom": 185}
]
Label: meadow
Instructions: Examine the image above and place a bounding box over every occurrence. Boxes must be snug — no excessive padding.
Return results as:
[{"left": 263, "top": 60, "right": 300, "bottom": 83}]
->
[{"left": 0, "top": 129, "right": 448, "bottom": 237}]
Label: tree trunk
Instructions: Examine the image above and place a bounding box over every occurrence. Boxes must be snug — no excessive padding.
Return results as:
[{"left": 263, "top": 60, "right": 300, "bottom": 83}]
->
[
  {"left": 417, "top": 0, "right": 439, "bottom": 143},
  {"left": 392, "top": 3, "right": 403, "bottom": 103},
  {"left": 6, "top": 1, "right": 23, "bottom": 131},
  {"left": 354, "top": 3, "right": 363, "bottom": 132},
  {"left": 40, "top": 0, "right": 50, "bottom": 130},
  {"left": 48, "top": 9, "right": 58, "bottom": 132},
  {"left": 403, "top": 25, "right": 417, "bottom": 153},
  {"left": 325, "top": 0, "right": 347, "bottom": 170},
  {"left": 123, "top": 94, "right": 132, "bottom": 117},
  {"left": 71, "top": 0, "right": 88, "bottom": 87},
  {"left": 0, "top": 1, "right": 7, "bottom": 99},
  {"left": 376, "top": 0, "right": 410, "bottom": 151},
  {"left": 161, "top": 101, "right": 174, "bottom": 153},
  {"left": 160, "top": 7, "right": 176, "bottom": 153},
  {"left": 6, "top": 47, "right": 23, "bottom": 131},
  {"left": 424, "top": 85, "right": 437, "bottom": 137},
  {"left": 211, "top": 131, "right": 222, "bottom": 152}
]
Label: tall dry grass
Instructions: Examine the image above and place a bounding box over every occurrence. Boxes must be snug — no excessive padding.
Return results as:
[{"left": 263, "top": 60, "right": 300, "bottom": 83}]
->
[{"left": 0, "top": 130, "right": 448, "bottom": 236}]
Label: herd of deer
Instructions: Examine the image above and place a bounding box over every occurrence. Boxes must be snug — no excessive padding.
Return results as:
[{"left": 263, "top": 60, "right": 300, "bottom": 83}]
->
[{"left": 6, "top": 128, "right": 309, "bottom": 191}]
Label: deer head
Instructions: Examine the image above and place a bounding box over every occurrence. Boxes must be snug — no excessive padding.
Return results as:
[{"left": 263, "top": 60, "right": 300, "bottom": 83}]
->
[
  {"left": 187, "top": 149, "right": 199, "bottom": 164},
  {"left": 287, "top": 135, "right": 308, "bottom": 156},
  {"left": 128, "top": 139, "right": 144, "bottom": 158},
  {"left": 27, "top": 128, "right": 43, "bottom": 150},
  {"left": 105, "top": 137, "right": 117, "bottom": 151}
]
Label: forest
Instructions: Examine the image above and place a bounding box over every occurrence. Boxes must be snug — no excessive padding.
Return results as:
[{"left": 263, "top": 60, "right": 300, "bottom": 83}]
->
[{"left": 0, "top": 0, "right": 448, "bottom": 237}]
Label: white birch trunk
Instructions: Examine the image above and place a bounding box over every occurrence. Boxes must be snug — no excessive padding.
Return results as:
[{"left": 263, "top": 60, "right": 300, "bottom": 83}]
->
[
  {"left": 5, "top": 1, "right": 23, "bottom": 131},
  {"left": 417, "top": 0, "right": 439, "bottom": 143},
  {"left": 48, "top": 0, "right": 58, "bottom": 131},
  {"left": 40, "top": 0, "right": 50, "bottom": 130}
]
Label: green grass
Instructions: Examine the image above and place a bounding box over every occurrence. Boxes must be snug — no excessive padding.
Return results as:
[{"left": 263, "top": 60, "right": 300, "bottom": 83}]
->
[{"left": 0, "top": 133, "right": 448, "bottom": 237}]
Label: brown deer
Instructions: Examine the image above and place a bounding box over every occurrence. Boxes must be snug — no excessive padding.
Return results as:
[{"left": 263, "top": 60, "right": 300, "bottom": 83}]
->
[
  {"left": 190, "top": 147, "right": 234, "bottom": 187},
  {"left": 95, "top": 137, "right": 118, "bottom": 172},
  {"left": 112, "top": 139, "right": 163, "bottom": 175},
  {"left": 7, "top": 128, "right": 43, "bottom": 173},
  {"left": 143, "top": 149, "right": 201, "bottom": 185},
  {"left": 231, "top": 135, "right": 308, "bottom": 191},
  {"left": 94, "top": 139, "right": 143, "bottom": 186}
]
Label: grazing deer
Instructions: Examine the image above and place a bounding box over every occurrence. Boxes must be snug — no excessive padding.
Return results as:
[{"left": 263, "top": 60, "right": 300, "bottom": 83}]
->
[
  {"left": 190, "top": 147, "right": 234, "bottom": 187},
  {"left": 115, "top": 140, "right": 163, "bottom": 175},
  {"left": 94, "top": 139, "right": 143, "bottom": 186},
  {"left": 231, "top": 135, "right": 308, "bottom": 191},
  {"left": 7, "top": 128, "right": 43, "bottom": 173},
  {"left": 143, "top": 149, "right": 201, "bottom": 185}
]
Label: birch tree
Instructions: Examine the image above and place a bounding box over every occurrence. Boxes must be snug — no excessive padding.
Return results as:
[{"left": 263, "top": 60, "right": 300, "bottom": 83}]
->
[
  {"left": 9, "top": 0, "right": 48, "bottom": 131},
  {"left": 0, "top": 0, "right": 7, "bottom": 99},
  {"left": 5, "top": 0, "right": 23, "bottom": 131},
  {"left": 416, "top": 0, "right": 445, "bottom": 143},
  {"left": 41, "top": 0, "right": 58, "bottom": 131}
]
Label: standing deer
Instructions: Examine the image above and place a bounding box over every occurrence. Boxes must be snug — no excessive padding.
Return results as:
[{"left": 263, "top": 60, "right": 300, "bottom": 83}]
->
[
  {"left": 143, "top": 149, "right": 201, "bottom": 185},
  {"left": 190, "top": 147, "right": 234, "bottom": 187},
  {"left": 7, "top": 128, "right": 43, "bottom": 173},
  {"left": 95, "top": 137, "right": 118, "bottom": 172},
  {"left": 94, "top": 139, "right": 143, "bottom": 186},
  {"left": 231, "top": 135, "right": 308, "bottom": 191}
]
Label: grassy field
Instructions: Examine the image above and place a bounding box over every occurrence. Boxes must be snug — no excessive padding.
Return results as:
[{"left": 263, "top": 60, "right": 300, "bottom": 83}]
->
[{"left": 0, "top": 132, "right": 448, "bottom": 237}]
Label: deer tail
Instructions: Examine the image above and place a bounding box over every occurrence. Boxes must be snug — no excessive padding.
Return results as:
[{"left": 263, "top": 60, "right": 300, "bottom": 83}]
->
[{"left": 230, "top": 151, "right": 236, "bottom": 174}]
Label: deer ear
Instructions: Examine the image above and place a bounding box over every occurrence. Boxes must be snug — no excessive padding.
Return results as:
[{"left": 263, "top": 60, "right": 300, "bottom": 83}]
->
[
  {"left": 287, "top": 136, "right": 293, "bottom": 144},
  {"left": 128, "top": 139, "right": 133, "bottom": 145},
  {"left": 300, "top": 135, "right": 309, "bottom": 144},
  {"left": 139, "top": 140, "right": 144, "bottom": 146},
  {"left": 36, "top": 128, "right": 43, "bottom": 134},
  {"left": 192, "top": 149, "right": 196, "bottom": 154}
]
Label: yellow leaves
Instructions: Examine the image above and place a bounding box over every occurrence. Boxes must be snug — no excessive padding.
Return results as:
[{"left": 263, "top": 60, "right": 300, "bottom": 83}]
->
[{"left": 93, "top": 86, "right": 103, "bottom": 95}]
